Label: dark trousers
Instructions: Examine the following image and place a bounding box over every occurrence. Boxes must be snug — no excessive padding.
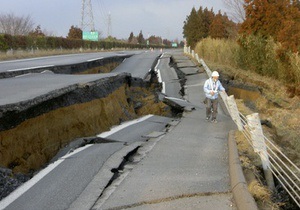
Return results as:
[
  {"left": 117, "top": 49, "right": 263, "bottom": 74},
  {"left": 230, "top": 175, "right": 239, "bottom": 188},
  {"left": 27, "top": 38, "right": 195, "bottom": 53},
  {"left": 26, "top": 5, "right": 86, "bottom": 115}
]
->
[{"left": 205, "top": 98, "right": 219, "bottom": 120}]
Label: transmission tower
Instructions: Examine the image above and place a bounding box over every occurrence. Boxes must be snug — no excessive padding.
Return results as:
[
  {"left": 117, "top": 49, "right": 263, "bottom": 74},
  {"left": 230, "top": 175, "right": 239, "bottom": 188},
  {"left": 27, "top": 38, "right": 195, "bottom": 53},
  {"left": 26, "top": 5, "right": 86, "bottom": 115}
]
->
[
  {"left": 81, "top": 0, "right": 95, "bottom": 31},
  {"left": 107, "top": 12, "right": 112, "bottom": 37}
]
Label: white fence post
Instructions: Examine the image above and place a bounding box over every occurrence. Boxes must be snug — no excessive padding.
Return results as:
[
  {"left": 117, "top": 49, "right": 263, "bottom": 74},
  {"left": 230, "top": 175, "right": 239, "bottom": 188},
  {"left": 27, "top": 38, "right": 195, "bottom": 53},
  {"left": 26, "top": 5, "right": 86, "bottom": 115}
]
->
[
  {"left": 195, "top": 53, "right": 200, "bottom": 63},
  {"left": 184, "top": 45, "right": 188, "bottom": 54},
  {"left": 247, "top": 113, "right": 275, "bottom": 190},
  {"left": 199, "top": 59, "right": 212, "bottom": 77},
  {"left": 226, "top": 95, "right": 243, "bottom": 131},
  {"left": 191, "top": 50, "right": 195, "bottom": 58}
]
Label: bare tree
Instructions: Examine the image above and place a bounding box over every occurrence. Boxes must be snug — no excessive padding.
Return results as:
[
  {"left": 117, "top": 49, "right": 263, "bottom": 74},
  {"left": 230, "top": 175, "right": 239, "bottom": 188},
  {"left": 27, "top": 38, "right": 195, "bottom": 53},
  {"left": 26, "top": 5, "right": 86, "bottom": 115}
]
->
[
  {"left": 223, "top": 0, "right": 245, "bottom": 22},
  {"left": 0, "top": 13, "right": 34, "bottom": 35}
]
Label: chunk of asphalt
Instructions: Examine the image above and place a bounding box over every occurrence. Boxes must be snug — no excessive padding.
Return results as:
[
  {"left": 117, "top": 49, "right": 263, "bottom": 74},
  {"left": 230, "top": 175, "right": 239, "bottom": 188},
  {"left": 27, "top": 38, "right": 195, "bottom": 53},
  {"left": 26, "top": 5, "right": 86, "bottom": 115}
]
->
[
  {"left": 141, "top": 131, "right": 166, "bottom": 138},
  {"left": 50, "top": 136, "right": 120, "bottom": 163},
  {"left": 163, "top": 97, "right": 195, "bottom": 110}
]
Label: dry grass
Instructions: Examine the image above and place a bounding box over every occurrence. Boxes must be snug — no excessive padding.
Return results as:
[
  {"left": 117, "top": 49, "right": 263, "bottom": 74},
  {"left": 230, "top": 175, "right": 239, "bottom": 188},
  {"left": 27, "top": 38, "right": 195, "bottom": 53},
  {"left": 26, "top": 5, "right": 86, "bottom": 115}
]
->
[
  {"left": 290, "top": 52, "right": 300, "bottom": 85},
  {"left": 195, "top": 37, "right": 300, "bottom": 88},
  {"left": 195, "top": 38, "right": 239, "bottom": 67},
  {"left": 235, "top": 130, "right": 281, "bottom": 210}
]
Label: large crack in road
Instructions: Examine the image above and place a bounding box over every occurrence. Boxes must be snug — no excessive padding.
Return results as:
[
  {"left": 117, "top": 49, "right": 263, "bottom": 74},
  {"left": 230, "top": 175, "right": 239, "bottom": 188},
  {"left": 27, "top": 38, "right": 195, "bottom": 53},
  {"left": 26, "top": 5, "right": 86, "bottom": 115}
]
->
[{"left": 0, "top": 53, "right": 181, "bottom": 202}]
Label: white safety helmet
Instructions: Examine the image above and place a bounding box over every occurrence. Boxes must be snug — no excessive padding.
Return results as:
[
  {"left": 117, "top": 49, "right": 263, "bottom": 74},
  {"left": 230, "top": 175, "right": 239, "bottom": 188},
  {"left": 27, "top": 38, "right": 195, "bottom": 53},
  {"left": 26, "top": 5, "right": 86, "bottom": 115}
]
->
[{"left": 211, "top": 71, "right": 219, "bottom": 77}]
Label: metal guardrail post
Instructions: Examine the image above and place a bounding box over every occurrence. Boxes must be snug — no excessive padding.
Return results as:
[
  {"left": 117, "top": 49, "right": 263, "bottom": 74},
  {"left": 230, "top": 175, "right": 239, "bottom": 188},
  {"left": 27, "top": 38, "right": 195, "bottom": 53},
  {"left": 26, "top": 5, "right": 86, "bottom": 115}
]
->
[
  {"left": 247, "top": 113, "right": 275, "bottom": 190},
  {"left": 226, "top": 95, "right": 243, "bottom": 131}
]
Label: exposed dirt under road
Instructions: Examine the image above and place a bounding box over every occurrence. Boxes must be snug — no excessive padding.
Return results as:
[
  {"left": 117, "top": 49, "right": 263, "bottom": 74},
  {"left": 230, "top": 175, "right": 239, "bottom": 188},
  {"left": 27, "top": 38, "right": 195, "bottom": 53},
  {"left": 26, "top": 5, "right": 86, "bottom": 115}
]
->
[
  {"left": 0, "top": 82, "right": 173, "bottom": 174},
  {"left": 0, "top": 57, "right": 177, "bottom": 200}
]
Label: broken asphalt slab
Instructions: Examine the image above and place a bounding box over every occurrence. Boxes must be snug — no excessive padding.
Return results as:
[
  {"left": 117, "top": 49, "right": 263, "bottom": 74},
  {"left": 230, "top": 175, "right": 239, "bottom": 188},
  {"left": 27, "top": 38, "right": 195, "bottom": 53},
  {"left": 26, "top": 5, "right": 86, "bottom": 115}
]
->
[
  {"left": 0, "top": 72, "right": 132, "bottom": 131},
  {"left": 163, "top": 96, "right": 204, "bottom": 111},
  {"left": 179, "top": 67, "right": 204, "bottom": 75},
  {"left": 0, "top": 71, "right": 120, "bottom": 106},
  {"left": 176, "top": 60, "right": 198, "bottom": 68},
  {"left": 92, "top": 56, "right": 239, "bottom": 210}
]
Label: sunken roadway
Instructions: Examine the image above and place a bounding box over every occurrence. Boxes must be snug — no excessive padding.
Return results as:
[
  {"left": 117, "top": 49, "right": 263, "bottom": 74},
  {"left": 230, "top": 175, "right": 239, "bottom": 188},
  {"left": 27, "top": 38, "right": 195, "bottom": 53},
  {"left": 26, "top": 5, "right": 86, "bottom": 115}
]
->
[{"left": 0, "top": 49, "right": 256, "bottom": 210}]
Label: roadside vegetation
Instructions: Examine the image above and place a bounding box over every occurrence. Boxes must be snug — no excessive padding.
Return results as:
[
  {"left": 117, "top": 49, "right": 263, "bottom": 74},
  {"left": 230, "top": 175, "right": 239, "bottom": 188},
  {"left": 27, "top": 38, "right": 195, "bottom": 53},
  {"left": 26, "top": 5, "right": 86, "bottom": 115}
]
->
[
  {"left": 184, "top": 0, "right": 300, "bottom": 209},
  {"left": 0, "top": 12, "right": 183, "bottom": 58}
]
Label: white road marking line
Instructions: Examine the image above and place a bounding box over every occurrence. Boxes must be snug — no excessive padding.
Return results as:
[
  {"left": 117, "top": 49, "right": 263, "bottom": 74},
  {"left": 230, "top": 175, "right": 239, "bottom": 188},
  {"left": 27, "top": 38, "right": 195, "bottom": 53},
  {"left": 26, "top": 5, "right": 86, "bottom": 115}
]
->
[
  {"left": 98, "top": 115, "right": 154, "bottom": 138},
  {"left": 0, "top": 145, "right": 93, "bottom": 209},
  {"left": 155, "top": 58, "right": 161, "bottom": 71},
  {"left": 0, "top": 54, "right": 86, "bottom": 64},
  {"left": 15, "top": 73, "right": 32, "bottom": 78},
  {"left": 7, "top": 65, "right": 54, "bottom": 72},
  {"left": 162, "top": 81, "right": 166, "bottom": 94},
  {"left": 87, "top": 57, "right": 104, "bottom": 62}
]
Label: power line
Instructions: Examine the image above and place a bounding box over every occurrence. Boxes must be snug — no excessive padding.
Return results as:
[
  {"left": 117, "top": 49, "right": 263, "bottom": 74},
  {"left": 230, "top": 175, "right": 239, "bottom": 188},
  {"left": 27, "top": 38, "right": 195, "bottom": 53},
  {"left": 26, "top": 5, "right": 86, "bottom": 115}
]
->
[
  {"left": 107, "top": 12, "right": 112, "bottom": 37},
  {"left": 94, "top": 0, "right": 110, "bottom": 37}
]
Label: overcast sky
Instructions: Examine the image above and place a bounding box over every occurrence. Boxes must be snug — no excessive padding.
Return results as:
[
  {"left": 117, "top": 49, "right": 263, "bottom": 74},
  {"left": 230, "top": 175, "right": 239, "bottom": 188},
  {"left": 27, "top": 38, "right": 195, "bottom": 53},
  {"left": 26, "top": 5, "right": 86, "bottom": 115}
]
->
[{"left": 1, "top": 0, "right": 227, "bottom": 41}]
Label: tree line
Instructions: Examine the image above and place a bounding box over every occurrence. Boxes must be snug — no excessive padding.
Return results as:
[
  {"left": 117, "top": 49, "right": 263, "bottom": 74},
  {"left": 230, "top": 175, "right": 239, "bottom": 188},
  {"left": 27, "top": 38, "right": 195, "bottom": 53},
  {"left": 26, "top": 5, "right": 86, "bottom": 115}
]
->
[
  {"left": 183, "top": 6, "right": 237, "bottom": 48},
  {"left": 0, "top": 12, "right": 180, "bottom": 50},
  {"left": 127, "top": 31, "right": 183, "bottom": 47},
  {"left": 240, "top": 0, "right": 300, "bottom": 54},
  {"left": 238, "top": 0, "right": 300, "bottom": 84},
  {"left": 185, "top": 0, "right": 300, "bottom": 86},
  {"left": 184, "top": 1, "right": 300, "bottom": 52},
  {"left": 0, "top": 23, "right": 169, "bottom": 51},
  {"left": 0, "top": 33, "right": 161, "bottom": 52}
]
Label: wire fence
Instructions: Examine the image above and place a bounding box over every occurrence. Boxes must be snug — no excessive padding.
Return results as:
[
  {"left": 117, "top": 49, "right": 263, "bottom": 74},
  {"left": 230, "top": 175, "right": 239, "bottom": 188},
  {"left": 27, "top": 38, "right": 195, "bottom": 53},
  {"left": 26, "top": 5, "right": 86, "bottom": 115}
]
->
[{"left": 184, "top": 46, "right": 300, "bottom": 207}]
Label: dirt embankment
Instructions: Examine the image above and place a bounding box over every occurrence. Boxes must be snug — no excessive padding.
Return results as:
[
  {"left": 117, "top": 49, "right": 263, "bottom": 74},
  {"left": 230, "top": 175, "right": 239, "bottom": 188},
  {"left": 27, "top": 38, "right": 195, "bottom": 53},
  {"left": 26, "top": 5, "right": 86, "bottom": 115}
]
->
[
  {"left": 0, "top": 75, "right": 171, "bottom": 175},
  {"left": 0, "top": 86, "right": 131, "bottom": 173},
  {"left": 221, "top": 69, "right": 300, "bottom": 166}
]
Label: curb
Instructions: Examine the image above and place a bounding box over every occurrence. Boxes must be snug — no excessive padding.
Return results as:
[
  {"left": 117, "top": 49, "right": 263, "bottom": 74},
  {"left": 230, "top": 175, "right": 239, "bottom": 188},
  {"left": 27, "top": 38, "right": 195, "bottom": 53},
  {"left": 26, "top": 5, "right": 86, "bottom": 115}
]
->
[{"left": 228, "top": 130, "right": 258, "bottom": 210}]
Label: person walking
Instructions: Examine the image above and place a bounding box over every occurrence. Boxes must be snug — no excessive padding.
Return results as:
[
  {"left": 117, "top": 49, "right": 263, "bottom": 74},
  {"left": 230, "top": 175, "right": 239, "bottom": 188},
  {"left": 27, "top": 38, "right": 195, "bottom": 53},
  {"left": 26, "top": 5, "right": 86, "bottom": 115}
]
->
[{"left": 203, "top": 71, "right": 225, "bottom": 123}]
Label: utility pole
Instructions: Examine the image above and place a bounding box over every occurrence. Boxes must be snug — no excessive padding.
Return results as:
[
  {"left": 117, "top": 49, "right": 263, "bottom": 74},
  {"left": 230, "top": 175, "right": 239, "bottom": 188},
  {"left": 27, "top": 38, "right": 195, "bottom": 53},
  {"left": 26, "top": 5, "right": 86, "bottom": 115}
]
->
[{"left": 81, "top": 0, "right": 95, "bottom": 31}]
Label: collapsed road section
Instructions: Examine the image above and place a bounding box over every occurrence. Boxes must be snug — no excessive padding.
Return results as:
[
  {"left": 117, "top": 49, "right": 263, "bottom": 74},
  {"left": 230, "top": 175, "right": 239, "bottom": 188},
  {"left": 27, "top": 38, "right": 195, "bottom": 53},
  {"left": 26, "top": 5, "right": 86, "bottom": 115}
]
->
[
  {"left": 0, "top": 70, "right": 173, "bottom": 174},
  {"left": 0, "top": 72, "right": 130, "bottom": 173},
  {"left": 0, "top": 50, "right": 166, "bottom": 172},
  {"left": 0, "top": 50, "right": 201, "bottom": 208},
  {"left": 1, "top": 115, "right": 177, "bottom": 210},
  {"left": 0, "top": 50, "right": 176, "bottom": 202}
]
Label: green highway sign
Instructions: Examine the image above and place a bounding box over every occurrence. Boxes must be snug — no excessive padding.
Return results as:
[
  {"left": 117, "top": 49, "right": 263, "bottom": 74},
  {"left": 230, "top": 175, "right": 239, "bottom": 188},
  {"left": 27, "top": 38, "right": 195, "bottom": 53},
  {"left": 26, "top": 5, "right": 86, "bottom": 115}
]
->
[{"left": 82, "top": 31, "right": 99, "bottom": 41}]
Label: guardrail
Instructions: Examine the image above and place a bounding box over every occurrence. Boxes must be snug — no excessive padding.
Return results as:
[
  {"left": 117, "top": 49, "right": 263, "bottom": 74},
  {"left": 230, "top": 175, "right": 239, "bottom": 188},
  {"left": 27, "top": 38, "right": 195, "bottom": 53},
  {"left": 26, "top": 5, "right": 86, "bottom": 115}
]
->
[{"left": 184, "top": 46, "right": 300, "bottom": 207}]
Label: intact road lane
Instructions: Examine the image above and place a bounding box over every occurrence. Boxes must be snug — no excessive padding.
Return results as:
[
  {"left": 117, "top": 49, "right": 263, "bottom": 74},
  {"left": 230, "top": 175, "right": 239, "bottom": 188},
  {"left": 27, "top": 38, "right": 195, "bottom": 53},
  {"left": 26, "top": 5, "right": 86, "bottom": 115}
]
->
[
  {"left": 0, "top": 71, "right": 119, "bottom": 106},
  {"left": 0, "top": 51, "right": 140, "bottom": 73}
]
